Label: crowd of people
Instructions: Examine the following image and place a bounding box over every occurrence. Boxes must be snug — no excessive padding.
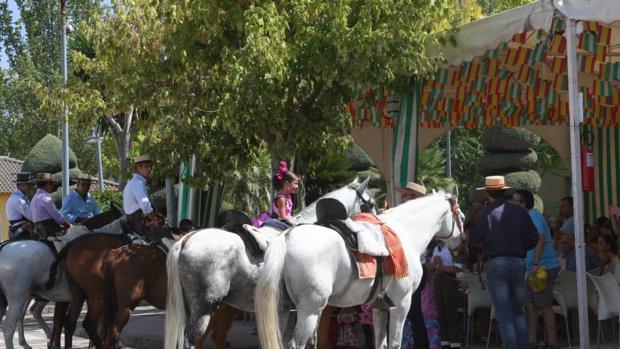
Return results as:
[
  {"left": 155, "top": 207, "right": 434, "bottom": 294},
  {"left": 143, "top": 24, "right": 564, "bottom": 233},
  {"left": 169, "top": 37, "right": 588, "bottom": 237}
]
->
[
  {"left": 329, "top": 176, "right": 620, "bottom": 349},
  {"left": 5, "top": 154, "right": 158, "bottom": 241},
  {"left": 7, "top": 157, "right": 620, "bottom": 349}
]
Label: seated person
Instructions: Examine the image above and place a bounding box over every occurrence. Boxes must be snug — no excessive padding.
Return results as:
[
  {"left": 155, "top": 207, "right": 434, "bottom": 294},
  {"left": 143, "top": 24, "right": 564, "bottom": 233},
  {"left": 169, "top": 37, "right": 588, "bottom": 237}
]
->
[{"left": 560, "top": 233, "right": 600, "bottom": 272}]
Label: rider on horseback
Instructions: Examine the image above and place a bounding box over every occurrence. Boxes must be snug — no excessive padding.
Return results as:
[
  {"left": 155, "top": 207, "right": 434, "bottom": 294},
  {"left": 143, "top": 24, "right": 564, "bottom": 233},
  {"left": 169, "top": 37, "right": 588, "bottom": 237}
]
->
[
  {"left": 122, "top": 154, "right": 157, "bottom": 235},
  {"left": 31, "top": 173, "right": 70, "bottom": 240},
  {"left": 5, "top": 172, "right": 36, "bottom": 239},
  {"left": 60, "top": 174, "right": 102, "bottom": 223}
]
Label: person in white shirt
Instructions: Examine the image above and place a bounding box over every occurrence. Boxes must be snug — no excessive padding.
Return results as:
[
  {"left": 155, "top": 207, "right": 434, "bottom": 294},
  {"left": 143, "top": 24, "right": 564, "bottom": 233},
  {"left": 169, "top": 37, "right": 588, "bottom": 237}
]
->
[
  {"left": 122, "top": 155, "right": 156, "bottom": 233},
  {"left": 5, "top": 172, "right": 35, "bottom": 239},
  {"left": 432, "top": 241, "right": 463, "bottom": 348}
]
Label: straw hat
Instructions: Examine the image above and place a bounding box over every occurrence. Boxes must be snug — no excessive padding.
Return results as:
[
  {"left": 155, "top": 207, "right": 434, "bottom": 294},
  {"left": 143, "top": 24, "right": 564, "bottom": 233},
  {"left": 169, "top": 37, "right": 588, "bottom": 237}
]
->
[
  {"left": 133, "top": 154, "right": 152, "bottom": 164},
  {"left": 476, "top": 175, "right": 510, "bottom": 191},
  {"left": 13, "top": 172, "right": 34, "bottom": 184},
  {"left": 34, "top": 173, "right": 60, "bottom": 184},
  {"left": 396, "top": 182, "right": 427, "bottom": 196}
]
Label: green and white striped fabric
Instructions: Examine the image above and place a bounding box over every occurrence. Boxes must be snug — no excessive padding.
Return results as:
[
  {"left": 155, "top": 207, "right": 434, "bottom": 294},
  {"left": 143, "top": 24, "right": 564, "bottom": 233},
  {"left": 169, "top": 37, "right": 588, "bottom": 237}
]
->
[
  {"left": 392, "top": 79, "right": 422, "bottom": 190},
  {"left": 177, "top": 161, "right": 224, "bottom": 228},
  {"left": 583, "top": 126, "right": 620, "bottom": 223}
]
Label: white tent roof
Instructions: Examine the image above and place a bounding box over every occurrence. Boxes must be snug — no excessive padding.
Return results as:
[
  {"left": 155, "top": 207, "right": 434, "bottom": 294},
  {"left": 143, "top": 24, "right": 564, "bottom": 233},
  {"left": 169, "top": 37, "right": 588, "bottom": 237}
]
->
[{"left": 429, "top": 0, "right": 620, "bottom": 66}]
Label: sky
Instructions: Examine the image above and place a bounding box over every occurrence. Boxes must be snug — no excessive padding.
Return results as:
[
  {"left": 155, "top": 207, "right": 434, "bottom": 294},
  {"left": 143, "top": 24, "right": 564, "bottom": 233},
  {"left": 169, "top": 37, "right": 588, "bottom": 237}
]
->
[{"left": 0, "top": 0, "right": 19, "bottom": 69}]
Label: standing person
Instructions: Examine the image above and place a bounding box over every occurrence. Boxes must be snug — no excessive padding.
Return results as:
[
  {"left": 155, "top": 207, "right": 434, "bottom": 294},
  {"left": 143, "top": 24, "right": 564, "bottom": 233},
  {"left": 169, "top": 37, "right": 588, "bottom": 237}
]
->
[
  {"left": 271, "top": 160, "right": 299, "bottom": 225},
  {"left": 123, "top": 155, "right": 156, "bottom": 234},
  {"left": 470, "top": 176, "right": 539, "bottom": 349},
  {"left": 31, "top": 173, "right": 70, "bottom": 239},
  {"left": 5, "top": 172, "right": 35, "bottom": 239},
  {"left": 431, "top": 241, "right": 462, "bottom": 349},
  {"left": 60, "top": 175, "right": 102, "bottom": 223},
  {"left": 397, "top": 182, "right": 431, "bottom": 349},
  {"left": 512, "top": 189, "right": 560, "bottom": 349}
]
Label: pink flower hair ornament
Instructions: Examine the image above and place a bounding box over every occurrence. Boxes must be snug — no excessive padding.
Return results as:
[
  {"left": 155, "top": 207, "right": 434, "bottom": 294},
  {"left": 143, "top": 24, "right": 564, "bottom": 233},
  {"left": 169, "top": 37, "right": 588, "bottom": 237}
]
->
[{"left": 274, "top": 160, "right": 288, "bottom": 181}]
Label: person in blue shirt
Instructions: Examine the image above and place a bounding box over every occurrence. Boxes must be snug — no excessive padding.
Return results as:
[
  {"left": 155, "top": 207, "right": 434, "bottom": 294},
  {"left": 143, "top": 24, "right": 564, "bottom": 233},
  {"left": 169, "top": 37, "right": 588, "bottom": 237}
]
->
[
  {"left": 560, "top": 233, "right": 600, "bottom": 272},
  {"left": 61, "top": 175, "right": 102, "bottom": 224},
  {"left": 512, "top": 189, "right": 560, "bottom": 349}
]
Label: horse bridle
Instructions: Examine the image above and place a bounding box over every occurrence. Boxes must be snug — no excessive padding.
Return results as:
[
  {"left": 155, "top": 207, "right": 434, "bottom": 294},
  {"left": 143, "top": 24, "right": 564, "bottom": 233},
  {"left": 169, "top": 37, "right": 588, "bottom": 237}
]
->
[
  {"left": 436, "top": 197, "right": 465, "bottom": 240},
  {"left": 354, "top": 186, "right": 375, "bottom": 213}
]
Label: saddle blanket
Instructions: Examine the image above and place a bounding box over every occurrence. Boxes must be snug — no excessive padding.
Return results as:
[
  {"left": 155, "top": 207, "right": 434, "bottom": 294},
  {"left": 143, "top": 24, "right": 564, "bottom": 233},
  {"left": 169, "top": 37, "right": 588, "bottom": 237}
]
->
[
  {"left": 352, "top": 213, "right": 409, "bottom": 280},
  {"left": 346, "top": 220, "right": 389, "bottom": 256}
]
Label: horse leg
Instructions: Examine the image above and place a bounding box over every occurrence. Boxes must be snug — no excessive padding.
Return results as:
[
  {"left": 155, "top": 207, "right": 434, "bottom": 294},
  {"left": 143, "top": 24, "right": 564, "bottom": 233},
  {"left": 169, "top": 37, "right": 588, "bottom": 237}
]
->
[
  {"left": 293, "top": 307, "right": 324, "bottom": 349},
  {"left": 0, "top": 290, "right": 7, "bottom": 321},
  {"left": 64, "top": 297, "right": 85, "bottom": 349},
  {"left": 3, "top": 296, "right": 29, "bottom": 349},
  {"left": 30, "top": 300, "right": 51, "bottom": 338},
  {"left": 386, "top": 305, "right": 410, "bottom": 349},
  {"left": 82, "top": 297, "right": 106, "bottom": 349},
  {"left": 373, "top": 309, "right": 389, "bottom": 349},
  {"left": 18, "top": 298, "right": 32, "bottom": 349},
  {"left": 104, "top": 306, "right": 132, "bottom": 349},
  {"left": 207, "top": 303, "right": 238, "bottom": 349},
  {"left": 48, "top": 302, "right": 69, "bottom": 349}
]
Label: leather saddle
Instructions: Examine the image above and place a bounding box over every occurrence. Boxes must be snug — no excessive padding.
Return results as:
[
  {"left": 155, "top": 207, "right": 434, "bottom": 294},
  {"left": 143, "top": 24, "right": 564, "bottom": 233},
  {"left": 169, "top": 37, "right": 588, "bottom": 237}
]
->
[
  {"left": 316, "top": 198, "right": 358, "bottom": 251},
  {"left": 217, "top": 209, "right": 263, "bottom": 256}
]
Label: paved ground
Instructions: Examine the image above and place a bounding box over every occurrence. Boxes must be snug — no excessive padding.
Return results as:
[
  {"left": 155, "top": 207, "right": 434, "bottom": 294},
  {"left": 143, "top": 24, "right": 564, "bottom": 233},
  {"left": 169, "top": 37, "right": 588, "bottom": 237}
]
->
[{"left": 2, "top": 304, "right": 619, "bottom": 348}]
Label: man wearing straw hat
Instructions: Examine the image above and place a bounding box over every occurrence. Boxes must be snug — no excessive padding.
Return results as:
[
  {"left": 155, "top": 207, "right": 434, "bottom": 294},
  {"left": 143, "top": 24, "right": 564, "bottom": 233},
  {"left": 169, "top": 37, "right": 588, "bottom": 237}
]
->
[
  {"left": 61, "top": 174, "right": 102, "bottom": 224},
  {"left": 5, "top": 172, "right": 35, "bottom": 239},
  {"left": 31, "top": 173, "right": 70, "bottom": 240},
  {"left": 122, "top": 155, "right": 156, "bottom": 233},
  {"left": 470, "top": 176, "right": 539, "bottom": 349},
  {"left": 396, "top": 181, "right": 427, "bottom": 202}
]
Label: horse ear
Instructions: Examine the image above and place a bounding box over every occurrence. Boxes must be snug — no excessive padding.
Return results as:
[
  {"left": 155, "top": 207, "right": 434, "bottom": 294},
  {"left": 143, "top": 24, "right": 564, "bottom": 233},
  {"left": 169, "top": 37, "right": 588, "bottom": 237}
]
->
[
  {"left": 360, "top": 175, "right": 371, "bottom": 189},
  {"left": 451, "top": 184, "right": 459, "bottom": 202},
  {"left": 432, "top": 188, "right": 437, "bottom": 194}
]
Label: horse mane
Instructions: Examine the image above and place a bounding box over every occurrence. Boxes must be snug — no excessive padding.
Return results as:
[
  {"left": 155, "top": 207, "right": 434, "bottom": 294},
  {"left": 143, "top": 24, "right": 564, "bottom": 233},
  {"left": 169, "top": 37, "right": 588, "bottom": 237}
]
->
[{"left": 381, "top": 191, "right": 452, "bottom": 219}]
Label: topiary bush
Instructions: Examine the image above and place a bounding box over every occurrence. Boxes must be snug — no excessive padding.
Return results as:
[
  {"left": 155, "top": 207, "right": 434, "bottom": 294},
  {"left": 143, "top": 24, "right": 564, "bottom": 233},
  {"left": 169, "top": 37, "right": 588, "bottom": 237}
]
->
[
  {"left": 481, "top": 128, "right": 540, "bottom": 152},
  {"left": 21, "top": 134, "right": 79, "bottom": 174}
]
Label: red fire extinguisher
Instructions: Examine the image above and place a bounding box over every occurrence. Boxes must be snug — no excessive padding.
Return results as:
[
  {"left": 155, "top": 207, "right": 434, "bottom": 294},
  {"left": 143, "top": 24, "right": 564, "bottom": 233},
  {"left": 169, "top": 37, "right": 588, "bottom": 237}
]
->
[{"left": 581, "top": 130, "right": 594, "bottom": 192}]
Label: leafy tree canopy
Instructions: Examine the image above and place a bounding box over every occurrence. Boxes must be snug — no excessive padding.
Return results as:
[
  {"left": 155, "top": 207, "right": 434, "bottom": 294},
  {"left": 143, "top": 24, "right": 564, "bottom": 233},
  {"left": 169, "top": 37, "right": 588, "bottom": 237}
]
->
[{"left": 38, "top": 0, "right": 478, "bottom": 188}]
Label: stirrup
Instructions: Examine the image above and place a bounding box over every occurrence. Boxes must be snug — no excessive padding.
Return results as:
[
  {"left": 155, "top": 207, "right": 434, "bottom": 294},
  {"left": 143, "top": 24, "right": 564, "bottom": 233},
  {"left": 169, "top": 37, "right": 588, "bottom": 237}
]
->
[{"left": 370, "top": 292, "right": 395, "bottom": 310}]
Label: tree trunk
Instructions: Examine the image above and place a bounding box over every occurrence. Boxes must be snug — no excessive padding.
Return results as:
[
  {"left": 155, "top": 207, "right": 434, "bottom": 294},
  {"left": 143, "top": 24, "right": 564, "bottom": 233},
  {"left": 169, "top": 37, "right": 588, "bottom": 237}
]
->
[{"left": 105, "top": 109, "right": 135, "bottom": 190}]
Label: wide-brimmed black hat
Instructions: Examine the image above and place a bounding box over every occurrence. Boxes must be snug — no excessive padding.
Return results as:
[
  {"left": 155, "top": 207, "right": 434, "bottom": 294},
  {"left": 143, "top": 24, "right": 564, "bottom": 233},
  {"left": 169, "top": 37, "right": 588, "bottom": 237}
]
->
[{"left": 13, "top": 172, "right": 34, "bottom": 184}]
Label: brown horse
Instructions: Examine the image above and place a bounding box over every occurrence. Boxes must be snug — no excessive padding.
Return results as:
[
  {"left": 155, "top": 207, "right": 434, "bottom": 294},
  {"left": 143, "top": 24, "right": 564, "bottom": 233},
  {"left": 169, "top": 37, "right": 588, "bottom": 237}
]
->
[
  {"left": 56, "top": 213, "right": 166, "bottom": 349},
  {"left": 101, "top": 237, "right": 240, "bottom": 349}
]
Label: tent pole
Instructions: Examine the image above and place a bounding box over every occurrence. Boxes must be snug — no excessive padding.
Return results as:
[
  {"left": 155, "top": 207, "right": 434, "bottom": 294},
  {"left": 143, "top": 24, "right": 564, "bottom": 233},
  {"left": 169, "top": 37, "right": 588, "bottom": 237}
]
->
[{"left": 565, "top": 18, "right": 589, "bottom": 348}]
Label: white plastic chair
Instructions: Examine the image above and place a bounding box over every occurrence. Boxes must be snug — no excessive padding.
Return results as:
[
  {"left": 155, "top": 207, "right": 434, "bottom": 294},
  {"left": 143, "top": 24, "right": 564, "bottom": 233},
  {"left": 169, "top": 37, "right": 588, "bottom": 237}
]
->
[
  {"left": 551, "top": 270, "right": 576, "bottom": 347},
  {"left": 462, "top": 272, "right": 493, "bottom": 346},
  {"left": 587, "top": 272, "right": 620, "bottom": 349}
]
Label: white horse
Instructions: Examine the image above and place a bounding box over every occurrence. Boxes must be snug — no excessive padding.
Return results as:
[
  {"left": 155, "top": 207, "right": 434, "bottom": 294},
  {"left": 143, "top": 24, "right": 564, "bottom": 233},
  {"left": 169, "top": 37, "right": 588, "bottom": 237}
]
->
[
  {"left": 255, "top": 191, "right": 464, "bottom": 348},
  {"left": 0, "top": 225, "right": 93, "bottom": 349},
  {"left": 0, "top": 222, "right": 129, "bottom": 349},
  {"left": 164, "top": 177, "right": 374, "bottom": 349}
]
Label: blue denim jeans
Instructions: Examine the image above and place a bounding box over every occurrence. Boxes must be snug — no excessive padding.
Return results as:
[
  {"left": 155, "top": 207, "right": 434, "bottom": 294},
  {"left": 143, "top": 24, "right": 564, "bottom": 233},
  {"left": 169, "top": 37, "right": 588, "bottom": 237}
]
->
[{"left": 486, "top": 257, "right": 528, "bottom": 349}]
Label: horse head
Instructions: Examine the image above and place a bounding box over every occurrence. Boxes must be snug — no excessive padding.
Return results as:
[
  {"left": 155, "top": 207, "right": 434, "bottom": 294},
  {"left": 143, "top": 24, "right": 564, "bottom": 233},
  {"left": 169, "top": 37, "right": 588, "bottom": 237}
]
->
[
  {"left": 435, "top": 191, "right": 465, "bottom": 251},
  {"left": 347, "top": 175, "right": 376, "bottom": 215}
]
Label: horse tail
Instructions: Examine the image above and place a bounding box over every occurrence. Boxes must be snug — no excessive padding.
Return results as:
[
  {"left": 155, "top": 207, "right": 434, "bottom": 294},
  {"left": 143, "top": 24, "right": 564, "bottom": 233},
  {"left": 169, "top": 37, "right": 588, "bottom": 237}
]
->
[
  {"left": 255, "top": 233, "right": 287, "bottom": 349},
  {"left": 165, "top": 234, "right": 190, "bottom": 349}
]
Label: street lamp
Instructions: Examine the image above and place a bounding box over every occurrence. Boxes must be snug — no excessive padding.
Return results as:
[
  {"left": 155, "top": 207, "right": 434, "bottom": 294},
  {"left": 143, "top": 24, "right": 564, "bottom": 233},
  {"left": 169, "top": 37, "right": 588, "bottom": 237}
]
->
[{"left": 86, "top": 130, "right": 105, "bottom": 192}]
